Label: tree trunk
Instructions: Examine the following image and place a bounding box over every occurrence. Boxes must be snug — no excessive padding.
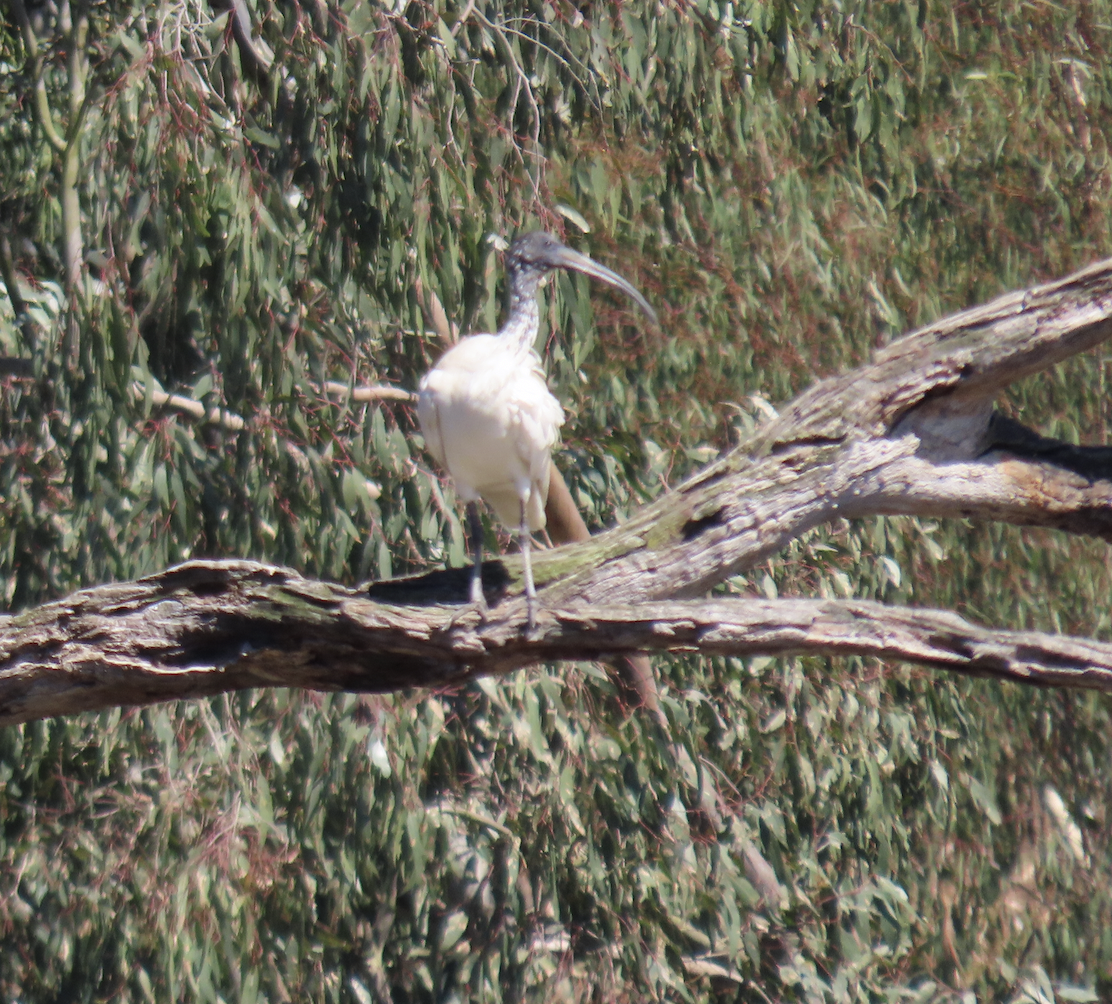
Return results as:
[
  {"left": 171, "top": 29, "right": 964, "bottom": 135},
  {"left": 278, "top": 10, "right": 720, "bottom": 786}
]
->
[{"left": 2, "top": 257, "right": 1112, "bottom": 725}]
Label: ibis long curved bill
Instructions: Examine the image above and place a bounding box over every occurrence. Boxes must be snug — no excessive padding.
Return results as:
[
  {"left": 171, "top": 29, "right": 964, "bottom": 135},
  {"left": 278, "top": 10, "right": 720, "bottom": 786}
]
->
[{"left": 542, "top": 244, "right": 658, "bottom": 325}]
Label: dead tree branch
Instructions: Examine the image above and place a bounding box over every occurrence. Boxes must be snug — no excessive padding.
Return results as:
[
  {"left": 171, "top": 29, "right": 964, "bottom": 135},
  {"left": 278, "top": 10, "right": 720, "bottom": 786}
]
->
[
  {"left": 3, "top": 257, "right": 1112, "bottom": 723},
  {"left": 0, "top": 560, "right": 1110, "bottom": 727}
]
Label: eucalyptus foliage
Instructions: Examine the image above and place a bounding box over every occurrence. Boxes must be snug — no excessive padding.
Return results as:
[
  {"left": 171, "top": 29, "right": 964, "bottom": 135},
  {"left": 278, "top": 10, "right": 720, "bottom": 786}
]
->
[{"left": 0, "top": 0, "right": 1110, "bottom": 1000}]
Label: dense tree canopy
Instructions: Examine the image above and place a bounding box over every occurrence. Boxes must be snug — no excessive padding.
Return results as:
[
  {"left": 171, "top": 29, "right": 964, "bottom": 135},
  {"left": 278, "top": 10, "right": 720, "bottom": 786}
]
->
[{"left": 1, "top": 0, "right": 1112, "bottom": 1001}]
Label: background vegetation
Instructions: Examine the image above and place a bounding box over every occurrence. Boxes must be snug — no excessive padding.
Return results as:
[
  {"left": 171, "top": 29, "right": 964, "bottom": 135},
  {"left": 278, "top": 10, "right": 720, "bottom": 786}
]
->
[{"left": 0, "top": 0, "right": 1110, "bottom": 999}]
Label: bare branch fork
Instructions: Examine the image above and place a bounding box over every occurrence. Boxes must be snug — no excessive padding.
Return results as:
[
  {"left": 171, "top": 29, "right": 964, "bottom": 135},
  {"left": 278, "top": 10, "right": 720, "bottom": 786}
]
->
[{"left": 3, "top": 259, "right": 1112, "bottom": 725}]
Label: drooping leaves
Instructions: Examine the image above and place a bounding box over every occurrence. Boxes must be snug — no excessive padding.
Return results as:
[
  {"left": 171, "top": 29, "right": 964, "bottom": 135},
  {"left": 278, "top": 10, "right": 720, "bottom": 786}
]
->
[{"left": 0, "top": 0, "right": 1110, "bottom": 1000}]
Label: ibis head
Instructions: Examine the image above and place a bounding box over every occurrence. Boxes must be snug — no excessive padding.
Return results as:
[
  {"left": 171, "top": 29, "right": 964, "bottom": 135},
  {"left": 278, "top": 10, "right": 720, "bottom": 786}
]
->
[{"left": 505, "top": 231, "right": 657, "bottom": 325}]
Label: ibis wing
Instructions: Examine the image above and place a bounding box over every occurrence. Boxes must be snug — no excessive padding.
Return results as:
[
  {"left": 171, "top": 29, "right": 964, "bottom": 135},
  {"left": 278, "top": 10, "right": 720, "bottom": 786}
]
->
[
  {"left": 505, "top": 360, "right": 564, "bottom": 530},
  {"left": 417, "top": 337, "right": 564, "bottom": 532},
  {"left": 416, "top": 379, "right": 447, "bottom": 469}
]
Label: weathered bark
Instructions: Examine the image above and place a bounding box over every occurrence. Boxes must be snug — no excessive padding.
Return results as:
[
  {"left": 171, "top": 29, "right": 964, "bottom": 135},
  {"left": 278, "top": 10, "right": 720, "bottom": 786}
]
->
[
  {"left": 2, "top": 258, "right": 1112, "bottom": 724},
  {"left": 1, "top": 561, "right": 1111, "bottom": 727},
  {"left": 530, "top": 257, "right": 1112, "bottom": 609}
]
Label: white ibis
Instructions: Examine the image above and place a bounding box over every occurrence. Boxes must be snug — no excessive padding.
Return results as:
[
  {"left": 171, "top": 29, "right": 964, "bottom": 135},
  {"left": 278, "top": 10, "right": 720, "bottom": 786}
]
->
[{"left": 417, "top": 231, "right": 656, "bottom": 628}]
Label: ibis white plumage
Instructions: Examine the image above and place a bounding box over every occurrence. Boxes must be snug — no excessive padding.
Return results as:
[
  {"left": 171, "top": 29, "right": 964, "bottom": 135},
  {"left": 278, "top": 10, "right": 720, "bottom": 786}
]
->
[{"left": 418, "top": 231, "right": 656, "bottom": 628}]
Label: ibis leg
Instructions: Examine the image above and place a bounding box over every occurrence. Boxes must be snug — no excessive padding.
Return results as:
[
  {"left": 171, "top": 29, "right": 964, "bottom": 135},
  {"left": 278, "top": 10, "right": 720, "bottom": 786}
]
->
[
  {"left": 467, "top": 502, "right": 485, "bottom": 606},
  {"left": 520, "top": 498, "right": 537, "bottom": 630}
]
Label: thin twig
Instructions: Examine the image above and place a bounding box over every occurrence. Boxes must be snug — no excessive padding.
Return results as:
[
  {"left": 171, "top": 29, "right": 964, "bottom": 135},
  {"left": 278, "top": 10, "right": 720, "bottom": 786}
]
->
[
  {"left": 321, "top": 382, "right": 416, "bottom": 403},
  {"left": 473, "top": 9, "right": 545, "bottom": 205},
  {"left": 138, "top": 379, "right": 414, "bottom": 431},
  {"left": 142, "top": 385, "right": 246, "bottom": 431},
  {"left": 450, "top": 0, "right": 476, "bottom": 37}
]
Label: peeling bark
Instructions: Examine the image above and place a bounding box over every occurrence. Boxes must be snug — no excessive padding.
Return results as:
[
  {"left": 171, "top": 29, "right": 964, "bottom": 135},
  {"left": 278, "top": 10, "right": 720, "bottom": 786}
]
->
[{"left": 3, "top": 258, "right": 1112, "bottom": 723}]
